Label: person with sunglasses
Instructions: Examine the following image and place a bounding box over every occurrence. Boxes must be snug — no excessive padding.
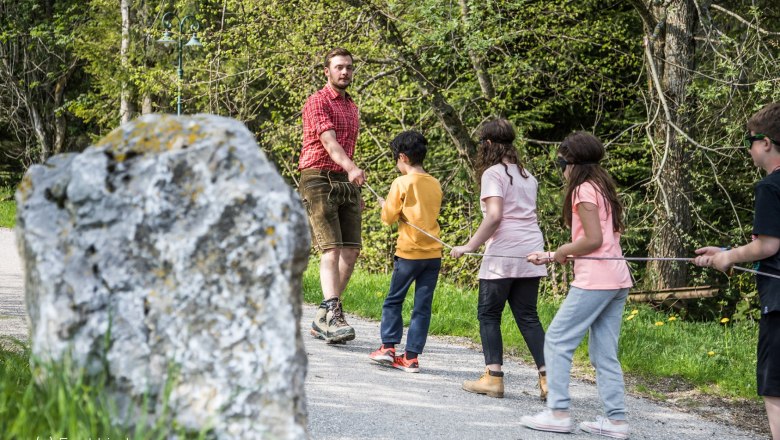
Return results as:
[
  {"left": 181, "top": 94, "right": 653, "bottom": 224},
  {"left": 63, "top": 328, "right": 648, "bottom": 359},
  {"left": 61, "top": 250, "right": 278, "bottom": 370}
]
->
[
  {"left": 450, "top": 118, "right": 549, "bottom": 401},
  {"left": 694, "top": 102, "right": 780, "bottom": 439},
  {"left": 522, "top": 131, "right": 632, "bottom": 439}
]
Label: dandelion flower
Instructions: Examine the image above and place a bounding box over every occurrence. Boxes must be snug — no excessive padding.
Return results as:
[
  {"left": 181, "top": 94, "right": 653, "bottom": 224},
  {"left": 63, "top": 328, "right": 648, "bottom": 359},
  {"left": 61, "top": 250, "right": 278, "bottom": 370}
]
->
[
  {"left": 720, "top": 317, "right": 730, "bottom": 324},
  {"left": 626, "top": 315, "right": 635, "bottom": 321},
  {"left": 655, "top": 321, "right": 665, "bottom": 326},
  {"left": 708, "top": 351, "right": 715, "bottom": 356},
  {"left": 630, "top": 309, "right": 639, "bottom": 315},
  {"left": 668, "top": 316, "right": 677, "bottom": 322}
]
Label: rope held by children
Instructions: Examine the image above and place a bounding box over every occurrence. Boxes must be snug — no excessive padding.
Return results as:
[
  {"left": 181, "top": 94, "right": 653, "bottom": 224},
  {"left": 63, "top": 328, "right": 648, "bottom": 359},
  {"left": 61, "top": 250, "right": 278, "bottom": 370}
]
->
[{"left": 362, "top": 182, "right": 780, "bottom": 281}]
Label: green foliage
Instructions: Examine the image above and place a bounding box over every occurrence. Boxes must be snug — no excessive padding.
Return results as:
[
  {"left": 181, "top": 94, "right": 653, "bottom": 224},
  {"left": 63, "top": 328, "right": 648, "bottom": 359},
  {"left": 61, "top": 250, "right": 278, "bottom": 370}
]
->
[{"left": 2, "top": 0, "right": 779, "bottom": 318}]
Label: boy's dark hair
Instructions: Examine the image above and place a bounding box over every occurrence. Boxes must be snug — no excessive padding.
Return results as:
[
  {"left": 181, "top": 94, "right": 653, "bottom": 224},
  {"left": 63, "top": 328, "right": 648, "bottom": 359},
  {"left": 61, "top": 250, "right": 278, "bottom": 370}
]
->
[
  {"left": 747, "top": 103, "right": 780, "bottom": 151},
  {"left": 324, "top": 47, "right": 353, "bottom": 69},
  {"left": 558, "top": 131, "right": 624, "bottom": 233},
  {"left": 390, "top": 131, "right": 427, "bottom": 165}
]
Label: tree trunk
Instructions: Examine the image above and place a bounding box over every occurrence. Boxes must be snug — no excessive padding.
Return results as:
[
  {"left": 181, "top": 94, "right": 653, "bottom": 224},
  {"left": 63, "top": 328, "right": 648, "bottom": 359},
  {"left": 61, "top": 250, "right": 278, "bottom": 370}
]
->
[
  {"left": 52, "top": 62, "right": 77, "bottom": 155},
  {"left": 631, "top": 0, "right": 698, "bottom": 289},
  {"left": 120, "top": 0, "right": 137, "bottom": 124},
  {"left": 458, "top": 0, "right": 495, "bottom": 103},
  {"left": 28, "top": 105, "right": 49, "bottom": 163}
]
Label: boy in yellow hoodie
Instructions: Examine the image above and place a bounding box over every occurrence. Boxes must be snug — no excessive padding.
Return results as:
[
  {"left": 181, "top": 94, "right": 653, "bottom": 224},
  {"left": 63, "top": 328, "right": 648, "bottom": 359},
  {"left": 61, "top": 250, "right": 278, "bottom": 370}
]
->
[{"left": 369, "top": 131, "right": 443, "bottom": 373}]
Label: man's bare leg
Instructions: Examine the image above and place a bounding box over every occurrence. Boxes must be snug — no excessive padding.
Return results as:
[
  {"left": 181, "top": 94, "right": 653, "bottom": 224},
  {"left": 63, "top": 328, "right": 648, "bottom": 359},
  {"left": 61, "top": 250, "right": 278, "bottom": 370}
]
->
[
  {"left": 311, "top": 248, "right": 356, "bottom": 343},
  {"left": 336, "top": 248, "right": 360, "bottom": 295},
  {"left": 319, "top": 248, "right": 342, "bottom": 300},
  {"left": 766, "top": 396, "right": 780, "bottom": 439}
]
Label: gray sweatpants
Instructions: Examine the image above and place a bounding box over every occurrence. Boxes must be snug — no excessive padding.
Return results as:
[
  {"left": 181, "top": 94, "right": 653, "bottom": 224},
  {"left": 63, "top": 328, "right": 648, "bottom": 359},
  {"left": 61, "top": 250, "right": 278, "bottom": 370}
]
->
[{"left": 545, "top": 286, "right": 629, "bottom": 420}]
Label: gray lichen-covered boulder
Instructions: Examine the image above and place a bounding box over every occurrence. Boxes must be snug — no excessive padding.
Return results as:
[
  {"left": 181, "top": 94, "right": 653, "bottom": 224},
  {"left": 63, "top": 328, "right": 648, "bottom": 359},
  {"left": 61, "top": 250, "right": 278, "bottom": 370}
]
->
[{"left": 15, "top": 114, "right": 310, "bottom": 439}]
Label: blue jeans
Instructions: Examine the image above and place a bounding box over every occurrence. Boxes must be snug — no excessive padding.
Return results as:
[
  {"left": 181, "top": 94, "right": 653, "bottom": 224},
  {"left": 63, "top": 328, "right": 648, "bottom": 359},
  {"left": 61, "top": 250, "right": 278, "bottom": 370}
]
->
[
  {"left": 380, "top": 256, "right": 441, "bottom": 354},
  {"left": 545, "top": 286, "right": 629, "bottom": 420}
]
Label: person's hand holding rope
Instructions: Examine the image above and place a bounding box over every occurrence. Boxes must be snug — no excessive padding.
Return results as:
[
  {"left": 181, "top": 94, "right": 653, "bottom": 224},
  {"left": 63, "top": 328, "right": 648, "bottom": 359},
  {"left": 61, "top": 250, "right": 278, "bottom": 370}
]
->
[
  {"left": 527, "top": 251, "right": 555, "bottom": 265},
  {"left": 694, "top": 246, "right": 734, "bottom": 274},
  {"left": 450, "top": 245, "right": 474, "bottom": 259}
]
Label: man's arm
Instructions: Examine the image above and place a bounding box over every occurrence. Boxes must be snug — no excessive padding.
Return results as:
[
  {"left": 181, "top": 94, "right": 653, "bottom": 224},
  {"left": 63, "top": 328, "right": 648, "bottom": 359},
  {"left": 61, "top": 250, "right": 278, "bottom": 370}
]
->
[{"left": 320, "top": 130, "right": 365, "bottom": 186}]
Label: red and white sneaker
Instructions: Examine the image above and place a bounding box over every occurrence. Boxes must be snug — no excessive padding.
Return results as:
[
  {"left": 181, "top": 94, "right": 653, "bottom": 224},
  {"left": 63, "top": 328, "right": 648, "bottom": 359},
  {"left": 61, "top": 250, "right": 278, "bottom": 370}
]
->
[
  {"left": 369, "top": 345, "right": 396, "bottom": 365},
  {"left": 392, "top": 354, "right": 420, "bottom": 373}
]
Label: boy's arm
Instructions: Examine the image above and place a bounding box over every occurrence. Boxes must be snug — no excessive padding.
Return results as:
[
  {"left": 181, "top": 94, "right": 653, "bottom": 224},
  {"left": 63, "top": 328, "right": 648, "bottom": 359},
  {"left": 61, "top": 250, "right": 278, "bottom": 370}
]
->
[
  {"left": 380, "top": 182, "right": 403, "bottom": 225},
  {"left": 699, "top": 236, "right": 780, "bottom": 273}
]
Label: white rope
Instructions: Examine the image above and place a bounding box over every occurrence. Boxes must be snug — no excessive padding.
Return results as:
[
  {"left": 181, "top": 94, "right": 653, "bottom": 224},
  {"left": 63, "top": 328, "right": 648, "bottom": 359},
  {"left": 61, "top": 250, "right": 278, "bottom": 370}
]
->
[{"left": 362, "top": 183, "right": 780, "bottom": 280}]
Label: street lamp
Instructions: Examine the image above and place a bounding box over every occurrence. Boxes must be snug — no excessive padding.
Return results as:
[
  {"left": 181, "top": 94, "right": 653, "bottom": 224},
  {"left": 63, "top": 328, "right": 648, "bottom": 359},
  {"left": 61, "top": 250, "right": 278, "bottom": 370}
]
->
[{"left": 157, "top": 12, "right": 203, "bottom": 115}]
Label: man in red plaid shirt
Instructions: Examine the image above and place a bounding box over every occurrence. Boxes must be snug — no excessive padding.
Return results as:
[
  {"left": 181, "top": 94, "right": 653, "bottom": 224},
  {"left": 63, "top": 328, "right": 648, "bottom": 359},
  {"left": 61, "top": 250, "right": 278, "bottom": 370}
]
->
[{"left": 300, "top": 47, "right": 366, "bottom": 344}]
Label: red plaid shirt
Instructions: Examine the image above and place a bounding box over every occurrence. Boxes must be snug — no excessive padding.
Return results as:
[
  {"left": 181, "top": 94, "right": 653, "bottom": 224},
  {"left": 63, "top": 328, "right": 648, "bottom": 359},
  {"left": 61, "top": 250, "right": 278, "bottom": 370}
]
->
[{"left": 299, "top": 84, "right": 360, "bottom": 172}]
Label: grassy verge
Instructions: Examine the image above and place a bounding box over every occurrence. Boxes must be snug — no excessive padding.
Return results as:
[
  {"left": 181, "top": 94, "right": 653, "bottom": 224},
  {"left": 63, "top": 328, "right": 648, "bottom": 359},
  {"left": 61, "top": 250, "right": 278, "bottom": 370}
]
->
[
  {"left": 0, "top": 186, "right": 15, "bottom": 228},
  {"left": 0, "top": 340, "right": 206, "bottom": 438},
  {"left": 304, "top": 261, "right": 758, "bottom": 400}
]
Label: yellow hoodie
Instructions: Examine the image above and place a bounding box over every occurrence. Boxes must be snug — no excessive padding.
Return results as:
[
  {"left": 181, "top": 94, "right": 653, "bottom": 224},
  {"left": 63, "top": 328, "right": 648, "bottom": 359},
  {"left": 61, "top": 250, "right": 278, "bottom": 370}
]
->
[{"left": 381, "top": 173, "right": 443, "bottom": 259}]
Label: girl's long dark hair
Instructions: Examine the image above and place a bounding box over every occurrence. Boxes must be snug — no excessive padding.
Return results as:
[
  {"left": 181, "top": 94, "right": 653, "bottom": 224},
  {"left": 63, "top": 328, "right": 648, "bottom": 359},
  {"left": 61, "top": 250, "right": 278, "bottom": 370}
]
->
[
  {"left": 559, "top": 131, "right": 624, "bottom": 233},
  {"left": 475, "top": 119, "right": 528, "bottom": 185}
]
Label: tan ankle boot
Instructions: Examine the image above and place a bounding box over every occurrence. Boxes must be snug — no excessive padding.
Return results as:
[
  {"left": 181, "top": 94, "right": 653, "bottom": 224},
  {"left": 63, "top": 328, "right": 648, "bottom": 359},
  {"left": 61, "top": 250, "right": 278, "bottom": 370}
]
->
[
  {"left": 462, "top": 367, "right": 504, "bottom": 398},
  {"left": 538, "top": 370, "right": 548, "bottom": 401}
]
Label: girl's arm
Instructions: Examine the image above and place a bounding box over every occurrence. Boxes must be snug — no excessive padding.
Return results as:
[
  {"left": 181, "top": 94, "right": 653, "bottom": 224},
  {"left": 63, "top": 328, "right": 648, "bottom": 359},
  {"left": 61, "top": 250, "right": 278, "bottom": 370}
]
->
[
  {"left": 552, "top": 201, "right": 602, "bottom": 264},
  {"left": 450, "top": 196, "right": 503, "bottom": 258}
]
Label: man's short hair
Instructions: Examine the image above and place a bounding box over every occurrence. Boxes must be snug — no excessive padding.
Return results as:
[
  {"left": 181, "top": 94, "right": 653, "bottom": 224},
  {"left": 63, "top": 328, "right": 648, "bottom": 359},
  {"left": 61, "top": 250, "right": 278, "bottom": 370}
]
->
[
  {"left": 390, "top": 131, "right": 428, "bottom": 166},
  {"left": 324, "top": 48, "right": 353, "bottom": 69},
  {"left": 748, "top": 103, "right": 780, "bottom": 150}
]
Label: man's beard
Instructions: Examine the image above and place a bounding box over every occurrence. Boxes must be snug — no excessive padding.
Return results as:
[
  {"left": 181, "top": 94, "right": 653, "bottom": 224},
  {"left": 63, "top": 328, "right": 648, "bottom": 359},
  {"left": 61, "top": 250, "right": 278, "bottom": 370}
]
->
[{"left": 331, "top": 77, "right": 350, "bottom": 90}]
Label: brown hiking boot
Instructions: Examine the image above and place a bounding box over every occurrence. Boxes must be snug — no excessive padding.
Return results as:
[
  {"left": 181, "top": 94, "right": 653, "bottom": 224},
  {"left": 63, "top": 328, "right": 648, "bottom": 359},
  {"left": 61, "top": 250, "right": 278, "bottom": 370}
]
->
[
  {"left": 310, "top": 303, "right": 329, "bottom": 340},
  {"left": 326, "top": 298, "right": 355, "bottom": 343},
  {"left": 462, "top": 367, "right": 504, "bottom": 398},
  {"left": 539, "top": 370, "right": 548, "bottom": 402}
]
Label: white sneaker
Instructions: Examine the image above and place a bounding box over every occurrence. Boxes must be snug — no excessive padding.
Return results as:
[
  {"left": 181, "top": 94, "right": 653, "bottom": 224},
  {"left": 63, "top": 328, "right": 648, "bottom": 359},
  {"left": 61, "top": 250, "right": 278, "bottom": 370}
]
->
[
  {"left": 520, "top": 409, "right": 575, "bottom": 433},
  {"left": 579, "top": 416, "right": 630, "bottom": 439}
]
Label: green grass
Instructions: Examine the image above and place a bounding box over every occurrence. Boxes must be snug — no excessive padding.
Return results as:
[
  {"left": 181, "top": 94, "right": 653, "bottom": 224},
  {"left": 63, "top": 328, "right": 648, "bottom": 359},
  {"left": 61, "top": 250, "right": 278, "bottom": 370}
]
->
[
  {"left": 0, "top": 339, "right": 208, "bottom": 438},
  {"left": 304, "top": 261, "right": 759, "bottom": 400},
  {"left": 0, "top": 186, "right": 15, "bottom": 228}
]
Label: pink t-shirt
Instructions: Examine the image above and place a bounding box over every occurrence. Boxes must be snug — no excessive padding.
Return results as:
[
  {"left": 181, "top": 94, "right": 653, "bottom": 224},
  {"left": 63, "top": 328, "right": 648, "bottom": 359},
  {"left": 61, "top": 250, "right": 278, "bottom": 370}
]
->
[
  {"left": 478, "top": 164, "right": 547, "bottom": 280},
  {"left": 570, "top": 181, "right": 633, "bottom": 289}
]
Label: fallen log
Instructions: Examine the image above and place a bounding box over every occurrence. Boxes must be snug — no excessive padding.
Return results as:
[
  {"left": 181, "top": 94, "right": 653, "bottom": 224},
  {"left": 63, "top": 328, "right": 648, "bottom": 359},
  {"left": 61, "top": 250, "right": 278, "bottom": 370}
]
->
[{"left": 628, "top": 285, "right": 719, "bottom": 302}]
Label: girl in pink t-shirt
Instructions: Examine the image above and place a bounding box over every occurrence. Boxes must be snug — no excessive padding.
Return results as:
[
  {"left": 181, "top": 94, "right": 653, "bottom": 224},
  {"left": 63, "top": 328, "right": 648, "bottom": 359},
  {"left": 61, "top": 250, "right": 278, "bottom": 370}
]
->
[
  {"left": 521, "top": 132, "right": 632, "bottom": 439},
  {"left": 450, "top": 118, "right": 548, "bottom": 401}
]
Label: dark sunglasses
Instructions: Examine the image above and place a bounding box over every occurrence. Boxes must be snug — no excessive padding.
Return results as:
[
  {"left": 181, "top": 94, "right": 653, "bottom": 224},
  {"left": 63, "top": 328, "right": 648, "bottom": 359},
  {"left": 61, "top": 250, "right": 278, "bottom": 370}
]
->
[
  {"left": 556, "top": 156, "right": 569, "bottom": 172},
  {"left": 744, "top": 133, "right": 780, "bottom": 149}
]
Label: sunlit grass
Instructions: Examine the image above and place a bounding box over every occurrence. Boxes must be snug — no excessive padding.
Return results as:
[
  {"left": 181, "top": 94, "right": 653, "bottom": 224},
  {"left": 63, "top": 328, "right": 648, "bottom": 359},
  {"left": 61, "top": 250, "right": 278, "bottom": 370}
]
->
[
  {"left": 0, "top": 186, "right": 15, "bottom": 229},
  {"left": 0, "top": 340, "right": 209, "bottom": 438}
]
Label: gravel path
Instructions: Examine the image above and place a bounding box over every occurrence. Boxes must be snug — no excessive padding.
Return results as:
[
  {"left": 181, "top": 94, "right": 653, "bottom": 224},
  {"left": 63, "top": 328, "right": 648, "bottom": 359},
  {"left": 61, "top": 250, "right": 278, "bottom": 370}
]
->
[
  {"left": 0, "top": 228, "right": 26, "bottom": 344},
  {"left": 0, "top": 228, "right": 763, "bottom": 439},
  {"left": 302, "top": 303, "right": 761, "bottom": 440}
]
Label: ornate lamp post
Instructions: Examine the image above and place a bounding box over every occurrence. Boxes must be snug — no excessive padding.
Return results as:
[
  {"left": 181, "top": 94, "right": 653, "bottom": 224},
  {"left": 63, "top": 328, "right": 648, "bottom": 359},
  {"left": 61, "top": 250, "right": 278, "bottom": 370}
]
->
[{"left": 157, "top": 12, "right": 202, "bottom": 115}]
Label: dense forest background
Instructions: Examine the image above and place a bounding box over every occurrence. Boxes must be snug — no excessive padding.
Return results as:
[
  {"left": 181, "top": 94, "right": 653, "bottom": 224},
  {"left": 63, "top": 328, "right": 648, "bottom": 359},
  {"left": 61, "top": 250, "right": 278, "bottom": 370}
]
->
[{"left": 1, "top": 0, "right": 779, "bottom": 319}]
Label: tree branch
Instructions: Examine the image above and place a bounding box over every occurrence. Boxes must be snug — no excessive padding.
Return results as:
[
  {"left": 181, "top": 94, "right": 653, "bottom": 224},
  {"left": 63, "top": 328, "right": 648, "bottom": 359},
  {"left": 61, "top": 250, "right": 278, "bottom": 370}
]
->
[
  {"left": 710, "top": 4, "right": 780, "bottom": 36},
  {"left": 626, "top": 0, "right": 658, "bottom": 33}
]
